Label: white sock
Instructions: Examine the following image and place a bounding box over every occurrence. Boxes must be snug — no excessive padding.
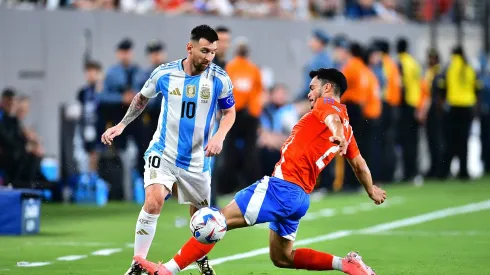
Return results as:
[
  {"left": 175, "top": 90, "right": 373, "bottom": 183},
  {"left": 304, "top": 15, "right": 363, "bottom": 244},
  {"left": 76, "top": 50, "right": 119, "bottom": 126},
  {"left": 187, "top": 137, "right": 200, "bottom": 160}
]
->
[
  {"left": 164, "top": 259, "right": 181, "bottom": 274},
  {"left": 332, "top": 256, "right": 343, "bottom": 271},
  {"left": 134, "top": 209, "right": 160, "bottom": 259}
]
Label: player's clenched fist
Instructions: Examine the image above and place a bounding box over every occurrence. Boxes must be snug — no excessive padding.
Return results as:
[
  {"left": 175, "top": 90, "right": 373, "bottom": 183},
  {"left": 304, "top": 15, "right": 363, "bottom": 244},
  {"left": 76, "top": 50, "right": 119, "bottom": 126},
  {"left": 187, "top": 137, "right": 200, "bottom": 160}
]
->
[
  {"left": 368, "top": 185, "right": 387, "bottom": 205},
  {"left": 329, "top": 136, "right": 347, "bottom": 155},
  {"left": 205, "top": 135, "right": 224, "bottom": 157},
  {"left": 101, "top": 124, "right": 125, "bottom": 146}
]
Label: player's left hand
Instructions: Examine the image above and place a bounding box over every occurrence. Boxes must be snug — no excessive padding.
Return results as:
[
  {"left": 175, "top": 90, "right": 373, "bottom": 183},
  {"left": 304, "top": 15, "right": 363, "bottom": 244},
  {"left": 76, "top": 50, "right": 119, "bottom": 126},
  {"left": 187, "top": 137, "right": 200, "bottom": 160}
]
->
[
  {"left": 368, "top": 185, "right": 387, "bottom": 205},
  {"left": 101, "top": 123, "right": 125, "bottom": 146},
  {"left": 205, "top": 135, "right": 224, "bottom": 157},
  {"left": 330, "top": 136, "right": 347, "bottom": 155}
]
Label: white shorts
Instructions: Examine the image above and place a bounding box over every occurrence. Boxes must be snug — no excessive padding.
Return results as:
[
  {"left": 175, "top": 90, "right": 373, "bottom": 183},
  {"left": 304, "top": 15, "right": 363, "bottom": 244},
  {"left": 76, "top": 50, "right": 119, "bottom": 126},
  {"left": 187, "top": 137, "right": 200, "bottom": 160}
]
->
[{"left": 143, "top": 152, "right": 211, "bottom": 208}]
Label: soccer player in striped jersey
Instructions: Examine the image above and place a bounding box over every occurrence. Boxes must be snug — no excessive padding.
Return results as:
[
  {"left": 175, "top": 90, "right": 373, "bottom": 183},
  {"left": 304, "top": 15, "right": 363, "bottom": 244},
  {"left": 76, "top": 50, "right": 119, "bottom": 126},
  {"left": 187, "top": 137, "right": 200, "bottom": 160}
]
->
[
  {"left": 133, "top": 68, "right": 387, "bottom": 275},
  {"left": 101, "top": 25, "right": 236, "bottom": 275}
]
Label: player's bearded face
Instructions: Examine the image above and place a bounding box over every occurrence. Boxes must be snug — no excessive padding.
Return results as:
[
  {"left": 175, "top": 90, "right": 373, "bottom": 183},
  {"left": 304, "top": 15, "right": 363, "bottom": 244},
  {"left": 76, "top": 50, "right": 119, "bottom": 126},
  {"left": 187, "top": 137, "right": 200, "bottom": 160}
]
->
[
  {"left": 307, "top": 78, "right": 323, "bottom": 109},
  {"left": 190, "top": 39, "right": 217, "bottom": 72}
]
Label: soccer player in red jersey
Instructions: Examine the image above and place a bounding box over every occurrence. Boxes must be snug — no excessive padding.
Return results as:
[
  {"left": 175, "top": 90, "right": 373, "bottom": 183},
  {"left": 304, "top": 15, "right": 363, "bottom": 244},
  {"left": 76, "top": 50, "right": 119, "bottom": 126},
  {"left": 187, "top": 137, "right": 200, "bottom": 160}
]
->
[{"left": 133, "top": 68, "right": 387, "bottom": 275}]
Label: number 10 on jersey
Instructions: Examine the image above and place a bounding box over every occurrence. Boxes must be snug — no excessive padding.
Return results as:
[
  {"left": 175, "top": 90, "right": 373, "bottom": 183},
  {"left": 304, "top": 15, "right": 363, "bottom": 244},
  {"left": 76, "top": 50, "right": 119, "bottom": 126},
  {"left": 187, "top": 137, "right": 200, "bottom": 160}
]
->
[{"left": 181, "top": 101, "right": 196, "bottom": 119}]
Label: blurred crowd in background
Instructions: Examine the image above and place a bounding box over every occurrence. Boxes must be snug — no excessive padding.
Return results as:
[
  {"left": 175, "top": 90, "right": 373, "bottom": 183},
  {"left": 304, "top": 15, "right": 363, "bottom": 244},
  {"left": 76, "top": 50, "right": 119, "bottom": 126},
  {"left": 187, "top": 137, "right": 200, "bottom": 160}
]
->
[
  {"left": 3, "top": 21, "right": 490, "bottom": 203},
  {"left": 0, "top": 0, "right": 485, "bottom": 24}
]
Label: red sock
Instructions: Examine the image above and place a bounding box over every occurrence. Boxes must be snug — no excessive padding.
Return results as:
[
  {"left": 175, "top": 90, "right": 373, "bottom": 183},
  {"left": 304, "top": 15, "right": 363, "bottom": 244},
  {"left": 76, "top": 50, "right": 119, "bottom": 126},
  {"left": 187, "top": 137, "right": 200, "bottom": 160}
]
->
[
  {"left": 172, "top": 237, "right": 215, "bottom": 270},
  {"left": 293, "top": 248, "right": 335, "bottom": 270}
]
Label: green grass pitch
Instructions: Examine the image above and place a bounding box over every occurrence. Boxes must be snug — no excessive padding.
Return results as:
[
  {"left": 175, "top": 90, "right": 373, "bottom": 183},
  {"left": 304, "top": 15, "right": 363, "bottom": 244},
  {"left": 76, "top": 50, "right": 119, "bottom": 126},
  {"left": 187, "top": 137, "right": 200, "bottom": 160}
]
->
[{"left": 2, "top": 178, "right": 490, "bottom": 275}]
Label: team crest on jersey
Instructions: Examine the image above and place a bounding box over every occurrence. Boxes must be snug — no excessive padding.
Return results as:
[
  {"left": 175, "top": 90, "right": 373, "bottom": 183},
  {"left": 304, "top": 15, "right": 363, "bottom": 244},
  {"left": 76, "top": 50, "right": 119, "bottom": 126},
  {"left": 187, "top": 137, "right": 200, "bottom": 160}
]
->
[
  {"left": 200, "top": 84, "right": 211, "bottom": 100},
  {"left": 186, "top": 85, "right": 197, "bottom": 98}
]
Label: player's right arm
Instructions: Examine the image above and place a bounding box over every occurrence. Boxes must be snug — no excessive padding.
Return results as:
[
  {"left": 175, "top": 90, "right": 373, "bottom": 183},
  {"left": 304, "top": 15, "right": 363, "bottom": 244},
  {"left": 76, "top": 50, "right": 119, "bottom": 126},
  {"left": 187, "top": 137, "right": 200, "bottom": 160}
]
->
[
  {"left": 101, "top": 67, "right": 161, "bottom": 145},
  {"left": 347, "top": 153, "right": 386, "bottom": 205},
  {"left": 312, "top": 98, "right": 348, "bottom": 155},
  {"left": 324, "top": 114, "right": 347, "bottom": 155}
]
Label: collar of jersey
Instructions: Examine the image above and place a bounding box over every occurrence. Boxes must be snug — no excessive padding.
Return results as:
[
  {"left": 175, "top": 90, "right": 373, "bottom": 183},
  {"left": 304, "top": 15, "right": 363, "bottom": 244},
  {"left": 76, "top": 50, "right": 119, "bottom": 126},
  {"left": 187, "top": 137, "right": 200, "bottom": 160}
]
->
[{"left": 179, "top": 58, "right": 210, "bottom": 78}]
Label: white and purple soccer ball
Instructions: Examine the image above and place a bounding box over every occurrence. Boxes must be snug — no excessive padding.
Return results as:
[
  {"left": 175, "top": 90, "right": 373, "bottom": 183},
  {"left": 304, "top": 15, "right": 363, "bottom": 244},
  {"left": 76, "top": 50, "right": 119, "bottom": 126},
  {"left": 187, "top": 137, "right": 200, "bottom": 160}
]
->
[{"left": 190, "top": 207, "right": 227, "bottom": 244}]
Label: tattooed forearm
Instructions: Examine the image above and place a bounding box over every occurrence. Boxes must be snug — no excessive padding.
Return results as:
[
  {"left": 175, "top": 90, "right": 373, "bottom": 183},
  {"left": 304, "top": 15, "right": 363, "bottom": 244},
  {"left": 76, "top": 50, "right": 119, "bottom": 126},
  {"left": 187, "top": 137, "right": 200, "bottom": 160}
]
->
[{"left": 120, "top": 93, "right": 150, "bottom": 126}]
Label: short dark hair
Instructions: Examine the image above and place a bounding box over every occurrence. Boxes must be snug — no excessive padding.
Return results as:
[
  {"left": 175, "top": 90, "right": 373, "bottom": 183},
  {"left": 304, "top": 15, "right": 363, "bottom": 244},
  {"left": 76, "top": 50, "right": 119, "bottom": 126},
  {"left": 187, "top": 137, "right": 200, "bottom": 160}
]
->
[
  {"left": 215, "top": 26, "right": 230, "bottom": 33},
  {"left": 85, "top": 60, "right": 102, "bottom": 71},
  {"left": 191, "top": 25, "right": 219, "bottom": 43},
  {"left": 373, "top": 38, "right": 390, "bottom": 54},
  {"left": 396, "top": 37, "right": 408, "bottom": 53},
  {"left": 350, "top": 42, "right": 364, "bottom": 58},
  {"left": 309, "top": 68, "right": 347, "bottom": 97},
  {"left": 2, "top": 88, "right": 16, "bottom": 98}
]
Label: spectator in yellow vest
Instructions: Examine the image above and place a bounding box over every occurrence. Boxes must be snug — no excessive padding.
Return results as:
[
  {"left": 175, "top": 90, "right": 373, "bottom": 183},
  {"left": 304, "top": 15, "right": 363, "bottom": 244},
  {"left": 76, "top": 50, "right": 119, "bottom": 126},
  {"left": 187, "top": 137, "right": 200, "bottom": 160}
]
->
[
  {"left": 436, "top": 46, "right": 482, "bottom": 180},
  {"left": 396, "top": 37, "right": 423, "bottom": 182}
]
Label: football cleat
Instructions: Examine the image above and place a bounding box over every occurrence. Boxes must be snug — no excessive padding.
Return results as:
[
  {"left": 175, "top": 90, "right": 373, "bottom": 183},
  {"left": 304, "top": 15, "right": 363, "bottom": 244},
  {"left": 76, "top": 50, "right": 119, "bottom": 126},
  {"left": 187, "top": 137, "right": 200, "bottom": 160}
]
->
[
  {"left": 342, "top": 251, "right": 376, "bottom": 275},
  {"left": 133, "top": 256, "right": 171, "bottom": 275},
  {"left": 196, "top": 256, "right": 216, "bottom": 275},
  {"left": 124, "top": 261, "right": 144, "bottom": 275}
]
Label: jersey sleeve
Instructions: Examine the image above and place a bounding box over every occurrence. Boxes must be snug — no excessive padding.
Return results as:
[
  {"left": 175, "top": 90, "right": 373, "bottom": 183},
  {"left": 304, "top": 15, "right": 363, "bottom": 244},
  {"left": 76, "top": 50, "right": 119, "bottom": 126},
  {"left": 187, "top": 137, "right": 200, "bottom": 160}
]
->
[
  {"left": 312, "top": 97, "right": 341, "bottom": 122},
  {"left": 140, "top": 65, "right": 166, "bottom": 98},
  {"left": 345, "top": 134, "right": 360, "bottom": 160},
  {"left": 217, "top": 75, "right": 235, "bottom": 109}
]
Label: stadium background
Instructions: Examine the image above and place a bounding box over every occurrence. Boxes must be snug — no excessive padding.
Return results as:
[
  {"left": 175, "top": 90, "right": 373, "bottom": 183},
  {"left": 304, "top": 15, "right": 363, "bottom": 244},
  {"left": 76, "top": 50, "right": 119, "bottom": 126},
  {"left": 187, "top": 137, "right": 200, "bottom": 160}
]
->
[{"left": 1, "top": 0, "right": 490, "bottom": 274}]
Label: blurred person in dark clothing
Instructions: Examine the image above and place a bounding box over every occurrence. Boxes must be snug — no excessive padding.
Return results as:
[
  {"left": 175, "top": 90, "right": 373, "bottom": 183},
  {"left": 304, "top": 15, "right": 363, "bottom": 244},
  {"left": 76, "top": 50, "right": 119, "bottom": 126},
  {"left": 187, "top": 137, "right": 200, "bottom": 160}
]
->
[
  {"left": 214, "top": 26, "right": 231, "bottom": 69},
  {"left": 0, "top": 88, "right": 22, "bottom": 185},
  {"left": 216, "top": 37, "right": 263, "bottom": 194},
  {"left": 135, "top": 40, "right": 167, "bottom": 134},
  {"left": 99, "top": 38, "right": 147, "bottom": 176},
  {"left": 15, "top": 95, "right": 44, "bottom": 187},
  {"left": 77, "top": 61, "right": 103, "bottom": 175},
  {"left": 0, "top": 89, "right": 42, "bottom": 188},
  {"left": 417, "top": 49, "right": 444, "bottom": 179},
  {"left": 210, "top": 26, "right": 231, "bottom": 206},
  {"left": 373, "top": 38, "right": 401, "bottom": 183},
  {"left": 298, "top": 29, "right": 333, "bottom": 100},
  {"left": 481, "top": 69, "right": 490, "bottom": 174},
  {"left": 396, "top": 37, "right": 423, "bottom": 181},
  {"left": 362, "top": 45, "right": 383, "bottom": 182},
  {"left": 436, "top": 46, "right": 482, "bottom": 180}
]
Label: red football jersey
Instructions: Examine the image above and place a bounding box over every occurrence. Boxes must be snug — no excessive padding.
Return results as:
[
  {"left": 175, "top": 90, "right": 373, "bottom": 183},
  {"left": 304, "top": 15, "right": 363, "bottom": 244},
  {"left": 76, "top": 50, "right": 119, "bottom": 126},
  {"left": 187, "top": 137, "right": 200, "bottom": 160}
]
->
[{"left": 272, "top": 97, "right": 360, "bottom": 194}]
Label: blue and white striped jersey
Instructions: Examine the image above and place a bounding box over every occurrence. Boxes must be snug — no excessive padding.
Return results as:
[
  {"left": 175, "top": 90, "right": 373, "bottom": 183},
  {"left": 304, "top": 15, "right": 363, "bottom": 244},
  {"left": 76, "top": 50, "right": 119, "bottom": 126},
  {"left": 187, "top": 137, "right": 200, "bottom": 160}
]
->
[{"left": 140, "top": 59, "right": 235, "bottom": 173}]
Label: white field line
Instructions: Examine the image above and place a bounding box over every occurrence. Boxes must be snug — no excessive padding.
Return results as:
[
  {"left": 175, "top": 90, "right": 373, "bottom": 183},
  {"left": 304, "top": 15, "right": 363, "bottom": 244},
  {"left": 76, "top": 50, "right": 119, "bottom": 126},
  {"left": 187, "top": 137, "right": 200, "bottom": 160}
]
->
[
  {"left": 358, "top": 230, "right": 490, "bottom": 237},
  {"left": 255, "top": 196, "right": 405, "bottom": 229},
  {"left": 184, "top": 199, "right": 490, "bottom": 269},
  {"left": 27, "top": 241, "right": 113, "bottom": 247},
  {"left": 56, "top": 255, "right": 88, "bottom": 261}
]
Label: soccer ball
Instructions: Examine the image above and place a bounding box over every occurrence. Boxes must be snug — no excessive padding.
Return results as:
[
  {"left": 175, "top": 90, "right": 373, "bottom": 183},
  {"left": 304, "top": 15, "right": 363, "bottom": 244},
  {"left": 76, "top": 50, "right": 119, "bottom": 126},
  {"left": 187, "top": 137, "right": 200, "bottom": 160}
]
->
[{"left": 190, "top": 207, "right": 227, "bottom": 244}]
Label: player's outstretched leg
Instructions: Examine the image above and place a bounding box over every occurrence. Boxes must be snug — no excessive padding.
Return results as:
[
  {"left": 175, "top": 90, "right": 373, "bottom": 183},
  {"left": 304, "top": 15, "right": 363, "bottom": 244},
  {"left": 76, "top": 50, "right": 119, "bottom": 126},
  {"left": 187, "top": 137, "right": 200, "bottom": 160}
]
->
[
  {"left": 269, "top": 230, "right": 375, "bottom": 275},
  {"left": 133, "top": 200, "right": 248, "bottom": 275},
  {"left": 125, "top": 185, "right": 168, "bottom": 275}
]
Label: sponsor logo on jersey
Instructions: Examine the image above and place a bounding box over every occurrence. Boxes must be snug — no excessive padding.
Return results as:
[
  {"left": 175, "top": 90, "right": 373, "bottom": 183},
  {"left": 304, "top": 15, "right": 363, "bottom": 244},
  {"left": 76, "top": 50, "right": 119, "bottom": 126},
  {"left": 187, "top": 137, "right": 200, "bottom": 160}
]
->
[
  {"left": 186, "top": 85, "right": 196, "bottom": 98},
  {"left": 170, "top": 88, "right": 181, "bottom": 96}
]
